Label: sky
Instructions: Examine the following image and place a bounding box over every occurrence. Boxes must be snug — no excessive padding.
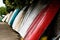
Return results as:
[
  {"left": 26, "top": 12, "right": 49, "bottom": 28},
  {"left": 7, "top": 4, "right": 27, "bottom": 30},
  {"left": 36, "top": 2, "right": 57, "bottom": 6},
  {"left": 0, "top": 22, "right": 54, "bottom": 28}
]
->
[{"left": 0, "top": 0, "right": 5, "bottom": 7}]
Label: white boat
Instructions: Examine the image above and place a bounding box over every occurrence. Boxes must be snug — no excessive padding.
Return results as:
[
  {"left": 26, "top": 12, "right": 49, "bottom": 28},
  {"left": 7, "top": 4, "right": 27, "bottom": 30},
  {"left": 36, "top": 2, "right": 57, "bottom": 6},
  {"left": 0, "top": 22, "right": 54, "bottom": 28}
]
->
[{"left": 18, "top": 2, "right": 47, "bottom": 38}]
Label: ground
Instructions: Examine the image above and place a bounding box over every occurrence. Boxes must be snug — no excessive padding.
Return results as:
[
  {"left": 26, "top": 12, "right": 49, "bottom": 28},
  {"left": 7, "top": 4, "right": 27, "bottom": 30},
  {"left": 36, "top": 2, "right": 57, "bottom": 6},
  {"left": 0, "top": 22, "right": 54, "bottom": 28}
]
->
[{"left": 0, "top": 22, "right": 19, "bottom": 40}]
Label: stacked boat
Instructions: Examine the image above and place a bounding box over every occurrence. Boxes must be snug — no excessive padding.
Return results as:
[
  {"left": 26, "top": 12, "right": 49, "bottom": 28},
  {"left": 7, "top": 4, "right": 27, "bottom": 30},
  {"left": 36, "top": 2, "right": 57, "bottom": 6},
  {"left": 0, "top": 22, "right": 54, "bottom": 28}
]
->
[{"left": 2, "top": 0, "right": 60, "bottom": 40}]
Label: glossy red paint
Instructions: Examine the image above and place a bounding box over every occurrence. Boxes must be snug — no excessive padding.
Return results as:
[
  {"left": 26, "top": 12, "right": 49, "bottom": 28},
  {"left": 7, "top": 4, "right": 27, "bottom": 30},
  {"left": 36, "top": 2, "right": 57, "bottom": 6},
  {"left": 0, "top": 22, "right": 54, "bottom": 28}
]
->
[{"left": 24, "top": 0, "right": 60, "bottom": 40}]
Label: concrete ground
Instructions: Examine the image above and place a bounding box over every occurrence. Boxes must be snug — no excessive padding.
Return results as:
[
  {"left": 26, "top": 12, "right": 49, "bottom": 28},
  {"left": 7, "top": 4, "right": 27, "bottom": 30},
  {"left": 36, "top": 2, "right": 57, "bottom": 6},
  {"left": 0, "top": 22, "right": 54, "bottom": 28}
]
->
[{"left": 0, "top": 22, "right": 19, "bottom": 40}]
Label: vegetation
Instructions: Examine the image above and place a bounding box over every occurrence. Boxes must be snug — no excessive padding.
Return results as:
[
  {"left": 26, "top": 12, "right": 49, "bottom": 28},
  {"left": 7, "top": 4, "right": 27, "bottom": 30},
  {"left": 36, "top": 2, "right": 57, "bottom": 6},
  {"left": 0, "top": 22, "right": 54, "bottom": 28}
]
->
[
  {"left": 3, "top": 0, "right": 15, "bottom": 12},
  {"left": 3, "top": 0, "right": 33, "bottom": 12},
  {"left": 3, "top": 0, "right": 51, "bottom": 12},
  {"left": 0, "top": 7, "right": 8, "bottom": 16}
]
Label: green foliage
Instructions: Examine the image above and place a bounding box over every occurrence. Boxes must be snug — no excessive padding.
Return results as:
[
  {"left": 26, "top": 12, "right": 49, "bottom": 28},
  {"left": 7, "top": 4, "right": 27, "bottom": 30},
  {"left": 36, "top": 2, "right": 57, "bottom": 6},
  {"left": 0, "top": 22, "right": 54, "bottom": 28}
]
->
[
  {"left": 3, "top": 0, "right": 40, "bottom": 12},
  {"left": 3, "top": 0, "right": 33, "bottom": 10},
  {"left": 3, "top": 0, "right": 51, "bottom": 12},
  {"left": 3, "top": 0, "right": 14, "bottom": 12},
  {"left": 0, "top": 7, "right": 8, "bottom": 16}
]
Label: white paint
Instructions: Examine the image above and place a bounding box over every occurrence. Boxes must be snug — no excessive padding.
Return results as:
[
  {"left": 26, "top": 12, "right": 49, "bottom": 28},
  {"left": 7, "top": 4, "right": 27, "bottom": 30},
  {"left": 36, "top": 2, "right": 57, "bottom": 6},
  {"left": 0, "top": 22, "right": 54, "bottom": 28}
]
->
[
  {"left": 17, "top": 6, "right": 33, "bottom": 32},
  {"left": 6, "top": 11, "right": 13, "bottom": 23},
  {"left": 2, "top": 14, "right": 9, "bottom": 22},
  {"left": 18, "top": 2, "right": 47, "bottom": 38},
  {"left": 12, "top": 7, "right": 26, "bottom": 31}
]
